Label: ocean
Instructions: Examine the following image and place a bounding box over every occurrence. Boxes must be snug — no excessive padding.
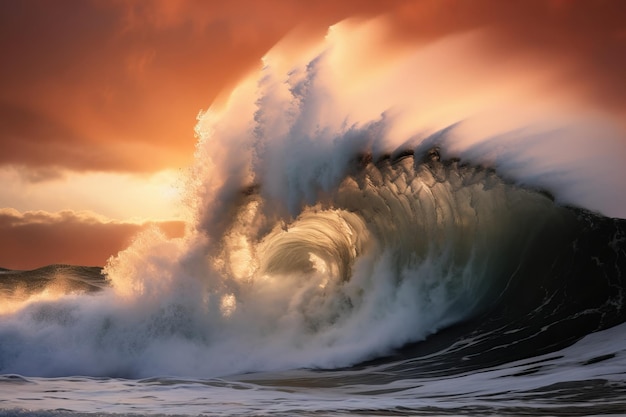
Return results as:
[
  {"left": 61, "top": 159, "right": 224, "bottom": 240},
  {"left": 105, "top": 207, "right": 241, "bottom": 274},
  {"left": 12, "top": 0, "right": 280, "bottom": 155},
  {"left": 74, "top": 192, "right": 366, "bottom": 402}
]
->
[{"left": 2, "top": 19, "right": 626, "bottom": 416}]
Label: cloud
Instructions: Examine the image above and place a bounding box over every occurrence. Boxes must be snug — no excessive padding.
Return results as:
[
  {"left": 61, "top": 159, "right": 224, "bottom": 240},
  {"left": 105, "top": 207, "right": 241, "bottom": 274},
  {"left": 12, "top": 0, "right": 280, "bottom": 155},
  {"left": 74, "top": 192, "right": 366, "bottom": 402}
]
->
[
  {"left": 0, "top": 209, "right": 185, "bottom": 270},
  {"left": 0, "top": 0, "right": 388, "bottom": 179},
  {"left": 1, "top": 0, "right": 624, "bottom": 181},
  {"left": 0, "top": 101, "right": 169, "bottom": 176}
]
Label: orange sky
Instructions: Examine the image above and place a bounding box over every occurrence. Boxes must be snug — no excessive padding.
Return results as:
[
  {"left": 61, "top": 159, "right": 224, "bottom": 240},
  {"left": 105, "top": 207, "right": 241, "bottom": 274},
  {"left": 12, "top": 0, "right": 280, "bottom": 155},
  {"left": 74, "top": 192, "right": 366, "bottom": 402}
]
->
[{"left": 1, "top": 0, "right": 625, "bottom": 269}]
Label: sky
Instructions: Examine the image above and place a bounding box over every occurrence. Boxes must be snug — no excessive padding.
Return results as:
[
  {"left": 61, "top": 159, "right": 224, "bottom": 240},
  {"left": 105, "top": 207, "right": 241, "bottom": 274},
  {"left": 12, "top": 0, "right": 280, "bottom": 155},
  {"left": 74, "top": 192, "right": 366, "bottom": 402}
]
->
[{"left": 1, "top": 0, "right": 625, "bottom": 269}]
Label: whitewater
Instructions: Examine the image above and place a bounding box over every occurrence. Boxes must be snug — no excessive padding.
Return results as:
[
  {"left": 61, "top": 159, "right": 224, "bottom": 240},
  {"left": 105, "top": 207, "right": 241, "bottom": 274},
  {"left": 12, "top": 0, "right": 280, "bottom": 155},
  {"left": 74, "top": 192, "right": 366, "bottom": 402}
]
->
[{"left": 1, "top": 18, "right": 626, "bottom": 416}]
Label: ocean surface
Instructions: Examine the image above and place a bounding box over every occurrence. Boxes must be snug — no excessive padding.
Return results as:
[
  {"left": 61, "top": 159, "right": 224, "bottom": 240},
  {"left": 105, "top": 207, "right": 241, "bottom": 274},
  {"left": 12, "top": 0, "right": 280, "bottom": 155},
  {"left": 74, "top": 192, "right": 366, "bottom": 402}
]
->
[{"left": 2, "top": 19, "right": 626, "bottom": 417}]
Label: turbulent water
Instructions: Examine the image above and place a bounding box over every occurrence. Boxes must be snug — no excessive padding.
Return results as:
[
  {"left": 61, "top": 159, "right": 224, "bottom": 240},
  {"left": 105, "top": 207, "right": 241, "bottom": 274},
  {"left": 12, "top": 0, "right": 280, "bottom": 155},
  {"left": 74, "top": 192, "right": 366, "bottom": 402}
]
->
[{"left": 2, "top": 19, "right": 626, "bottom": 416}]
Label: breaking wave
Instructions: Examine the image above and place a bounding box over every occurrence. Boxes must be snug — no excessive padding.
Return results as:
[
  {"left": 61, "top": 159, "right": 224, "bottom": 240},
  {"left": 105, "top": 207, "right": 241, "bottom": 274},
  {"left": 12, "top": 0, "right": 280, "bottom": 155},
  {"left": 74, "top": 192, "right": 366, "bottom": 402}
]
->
[{"left": 0, "top": 18, "right": 625, "bottom": 381}]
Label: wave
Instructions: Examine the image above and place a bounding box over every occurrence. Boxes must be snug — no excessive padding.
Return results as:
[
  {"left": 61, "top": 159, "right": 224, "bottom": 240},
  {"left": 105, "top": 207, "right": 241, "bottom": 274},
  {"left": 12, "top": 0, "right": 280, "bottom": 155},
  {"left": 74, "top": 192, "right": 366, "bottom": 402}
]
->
[
  {"left": 1, "top": 149, "right": 624, "bottom": 378},
  {"left": 0, "top": 18, "right": 625, "bottom": 380}
]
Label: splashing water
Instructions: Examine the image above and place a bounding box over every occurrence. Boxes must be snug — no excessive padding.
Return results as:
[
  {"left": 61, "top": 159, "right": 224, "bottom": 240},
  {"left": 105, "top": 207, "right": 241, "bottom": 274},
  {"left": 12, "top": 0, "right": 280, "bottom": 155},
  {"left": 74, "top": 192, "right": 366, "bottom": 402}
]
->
[{"left": 1, "top": 18, "right": 625, "bottom": 400}]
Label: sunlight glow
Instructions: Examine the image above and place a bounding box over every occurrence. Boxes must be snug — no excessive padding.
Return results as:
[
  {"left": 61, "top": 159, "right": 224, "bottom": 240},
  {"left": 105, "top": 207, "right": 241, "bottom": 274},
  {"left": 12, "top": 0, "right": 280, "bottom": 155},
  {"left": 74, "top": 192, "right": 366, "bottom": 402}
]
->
[{"left": 0, "top": 167, "right": 185, "bottom": 222}]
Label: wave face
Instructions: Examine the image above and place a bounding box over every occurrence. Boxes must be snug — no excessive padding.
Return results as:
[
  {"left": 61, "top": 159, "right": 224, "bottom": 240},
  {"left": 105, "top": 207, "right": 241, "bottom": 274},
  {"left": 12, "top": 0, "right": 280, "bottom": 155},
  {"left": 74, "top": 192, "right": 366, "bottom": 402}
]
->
[{"left": 1, "top": 19, "right": 626, "bottom": 389}]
